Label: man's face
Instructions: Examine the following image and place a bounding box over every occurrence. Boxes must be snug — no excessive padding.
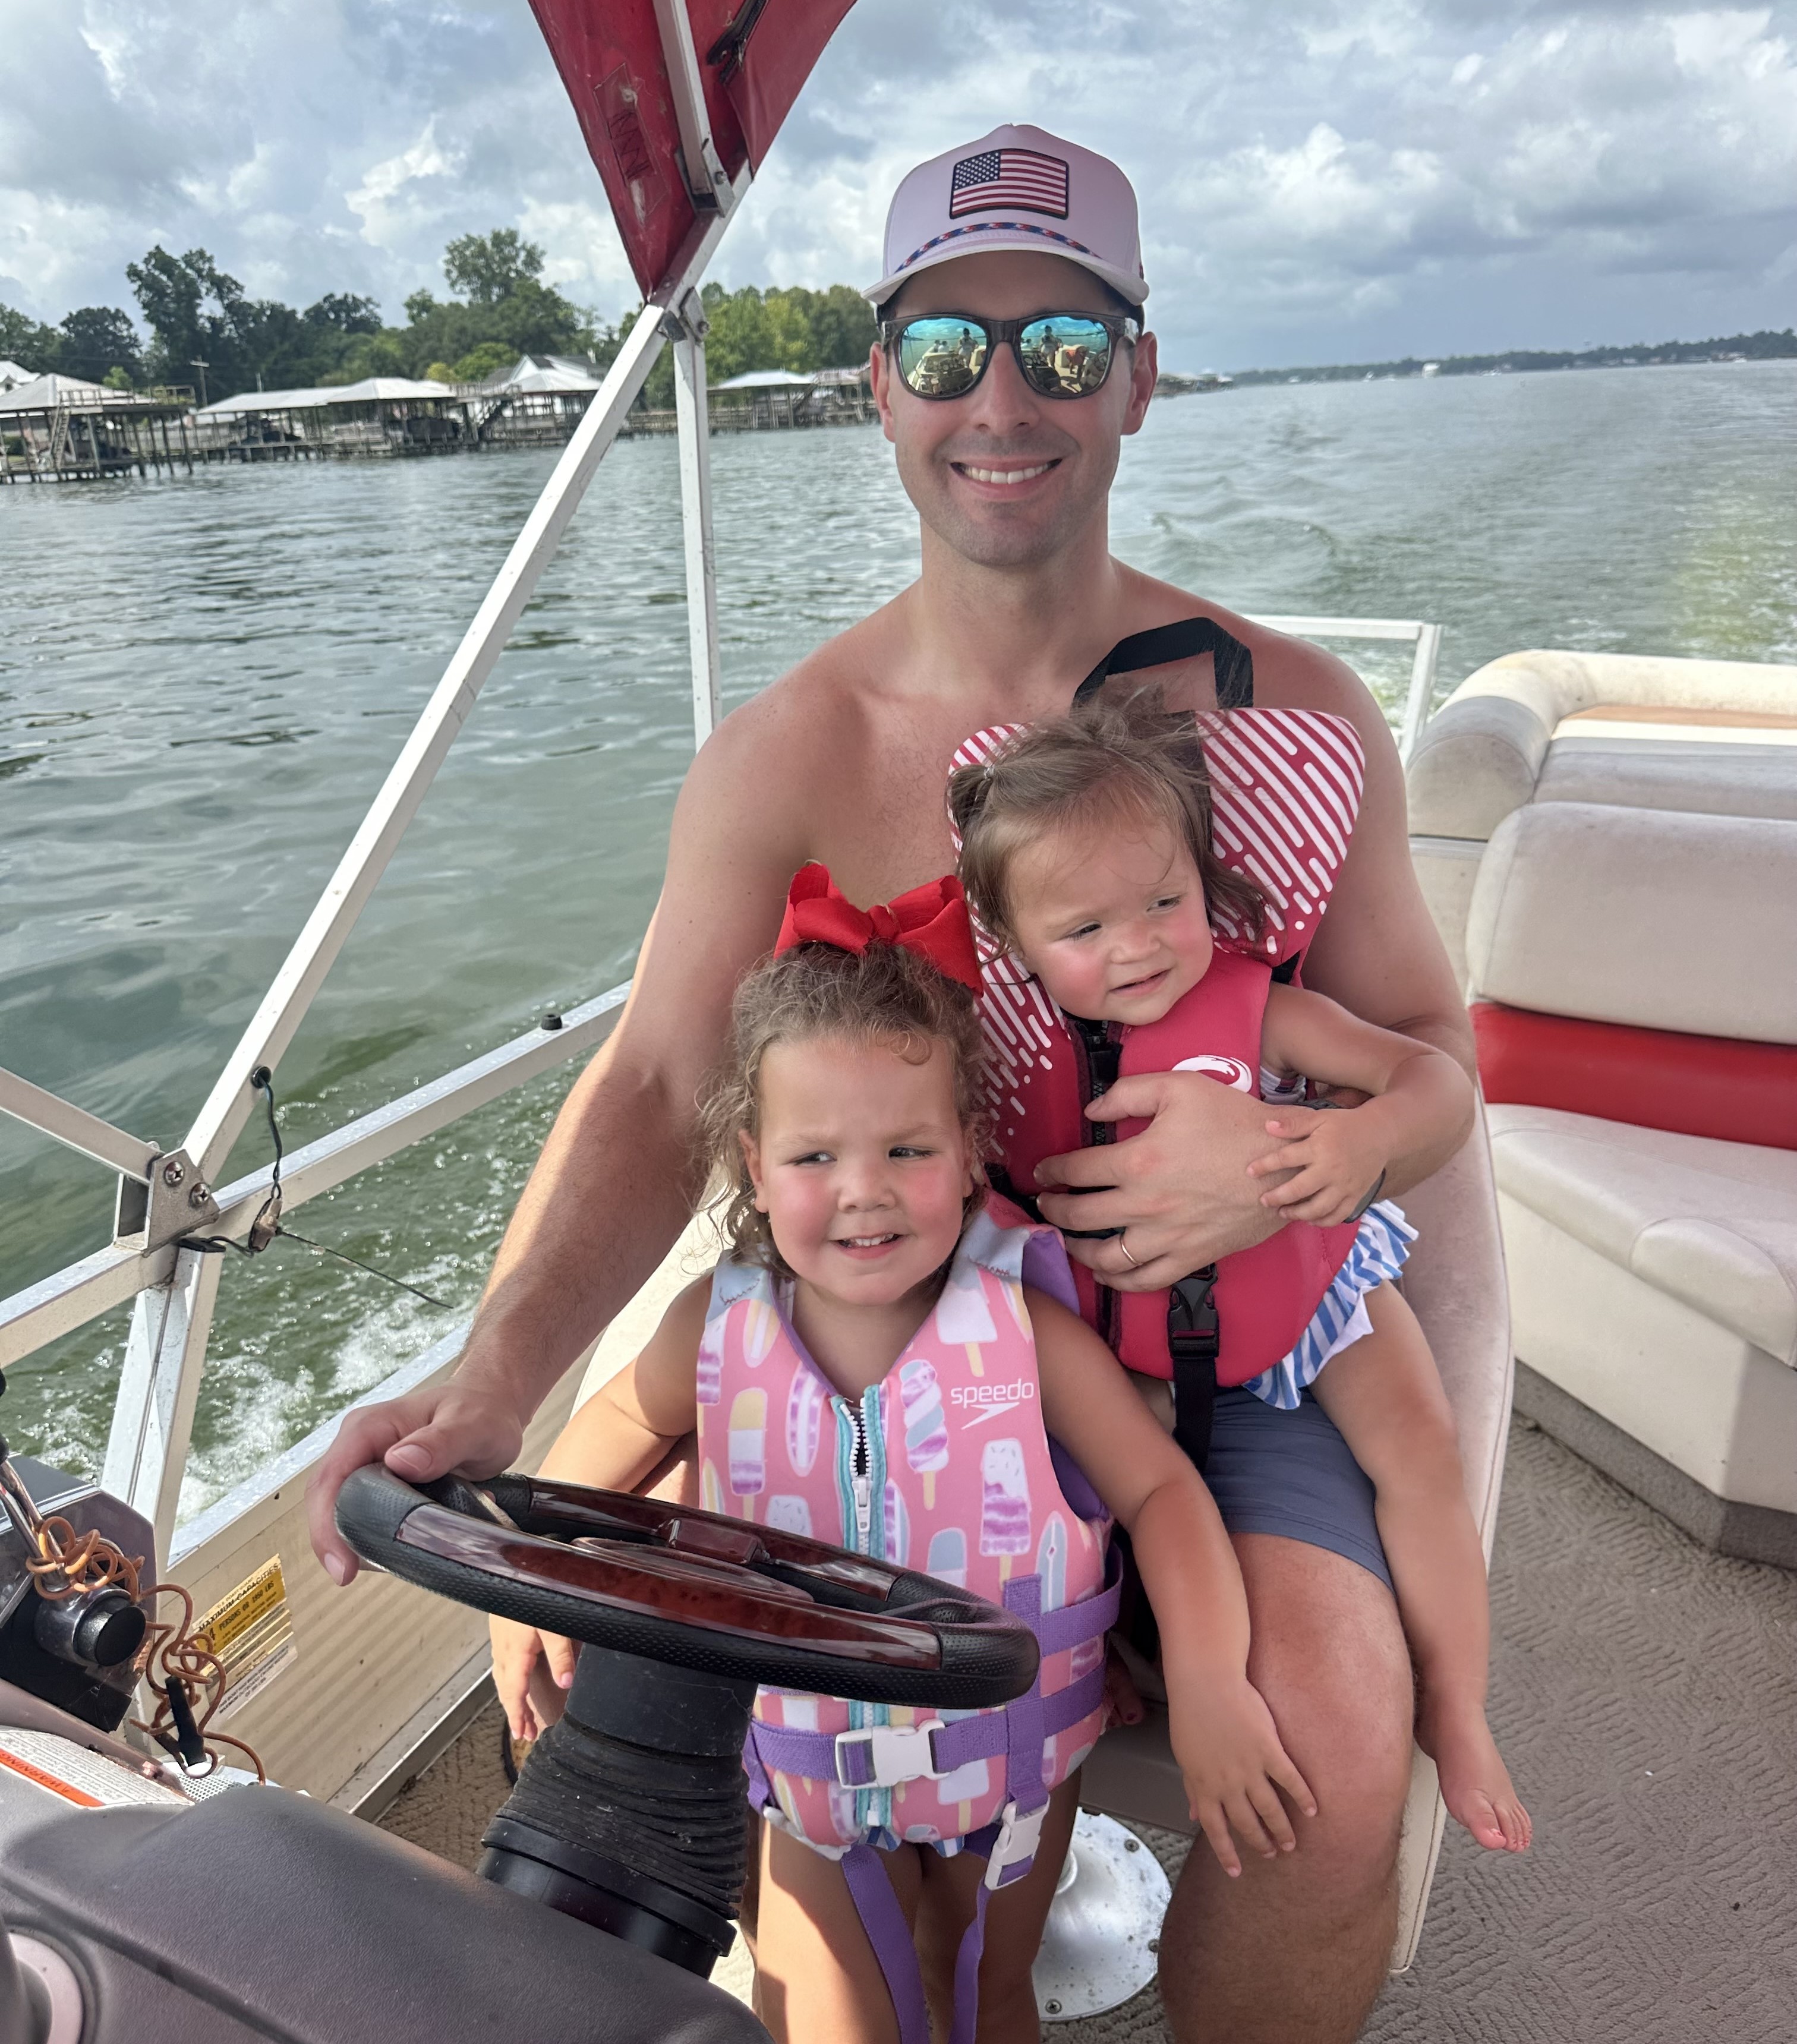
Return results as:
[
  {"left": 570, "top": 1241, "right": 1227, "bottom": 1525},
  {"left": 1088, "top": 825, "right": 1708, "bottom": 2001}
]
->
[{"left": 869, "top": 250, "right": 1158, "bottom": 573}]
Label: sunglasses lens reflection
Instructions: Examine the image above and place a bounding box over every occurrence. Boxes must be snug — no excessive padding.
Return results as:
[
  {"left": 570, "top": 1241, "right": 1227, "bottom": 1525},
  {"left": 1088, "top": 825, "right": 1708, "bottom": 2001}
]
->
[
  {"left": 897, "top": 318, "right": 989, "bottom": 397},
  {"left": 1019, "top": 317, "right": 1115, "bottom": 397}
]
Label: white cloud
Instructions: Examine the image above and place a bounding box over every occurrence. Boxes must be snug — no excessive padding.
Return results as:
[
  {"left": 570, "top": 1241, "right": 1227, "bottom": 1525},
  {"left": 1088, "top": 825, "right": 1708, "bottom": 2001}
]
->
[{"left": 0, "top": 0, "right": 1792, "bottom": 365}]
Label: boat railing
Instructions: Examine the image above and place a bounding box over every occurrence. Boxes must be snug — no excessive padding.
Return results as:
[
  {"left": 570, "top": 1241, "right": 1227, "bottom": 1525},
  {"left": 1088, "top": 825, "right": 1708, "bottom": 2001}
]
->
[
  {"left": 1245, "top": 614, "right": 1444, "bottom": 761},
  {"left": 0, "top": 116, "right": 1445, "bottom": 1566}
]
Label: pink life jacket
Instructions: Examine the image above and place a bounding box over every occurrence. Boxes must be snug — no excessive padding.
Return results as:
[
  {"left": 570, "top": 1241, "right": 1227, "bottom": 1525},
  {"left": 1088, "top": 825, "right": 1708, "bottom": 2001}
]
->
[
  {"left": 950, "top": 704, "right": 1369, "bottom": 1389},
  {"left": 695, "top": 1201, "right": 1117, "bottom": 1859}
]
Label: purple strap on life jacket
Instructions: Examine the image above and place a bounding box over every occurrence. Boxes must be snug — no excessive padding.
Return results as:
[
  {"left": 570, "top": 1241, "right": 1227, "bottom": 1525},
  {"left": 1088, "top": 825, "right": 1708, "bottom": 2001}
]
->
[
  {"left": 750, "top": 1660, "right": 1106, "bottom": 1788},
  {"left": 1020, "top": 1226, "right": 1080, "bottom": 1314},
  {"left": 1001, "top": 1573, "right": 1046, "bottom": 1815},
  {"left": 841, "top": 1840, "right": 934, "bottom": 2044},
  {"left": 746, "top": 1551, "right": 1120, "bottom": 1788},
  {"left": 949, "top": 1880, "right": 992, "bottom": 2044}
]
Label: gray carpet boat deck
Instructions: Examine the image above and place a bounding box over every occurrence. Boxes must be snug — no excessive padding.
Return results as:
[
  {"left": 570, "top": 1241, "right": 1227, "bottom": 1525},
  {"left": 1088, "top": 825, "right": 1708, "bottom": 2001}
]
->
[{"left": 380, "top": 1419, "right": 1797, "bottom": 2040}]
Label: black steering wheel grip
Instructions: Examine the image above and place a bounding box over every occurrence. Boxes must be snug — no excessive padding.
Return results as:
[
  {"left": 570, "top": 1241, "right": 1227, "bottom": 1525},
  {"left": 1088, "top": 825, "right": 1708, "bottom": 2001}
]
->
[{"left": 335, "top": 1465, "right": 1039, "bottom": 1711}]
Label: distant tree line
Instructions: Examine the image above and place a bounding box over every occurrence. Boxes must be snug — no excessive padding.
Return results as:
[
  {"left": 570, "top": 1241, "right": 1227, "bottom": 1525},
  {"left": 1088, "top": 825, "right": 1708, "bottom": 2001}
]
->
[
  {"left": 0, "top": 230, "right": 877, "bottom": 408},
  {"left": 1228, "top": 330, "right": 1797, "bottom": 386}
]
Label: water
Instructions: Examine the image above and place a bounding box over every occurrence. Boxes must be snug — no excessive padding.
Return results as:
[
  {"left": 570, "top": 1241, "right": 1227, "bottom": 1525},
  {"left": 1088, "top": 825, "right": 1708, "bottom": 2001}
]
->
[{"left": 4, "top": 361, "right": 1793, "bottom": 1521}]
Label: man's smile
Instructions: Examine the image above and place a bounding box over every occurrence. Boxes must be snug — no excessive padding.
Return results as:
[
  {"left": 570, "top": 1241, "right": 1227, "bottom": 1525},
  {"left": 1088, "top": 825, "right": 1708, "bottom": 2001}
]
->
[{"left": 950, "top": 459, "right": 1060, "bottom": 488}]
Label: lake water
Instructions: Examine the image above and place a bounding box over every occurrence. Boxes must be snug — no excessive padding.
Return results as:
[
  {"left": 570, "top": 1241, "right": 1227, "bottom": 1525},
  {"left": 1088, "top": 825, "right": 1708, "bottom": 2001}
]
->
[{"left": 4, "top": 360, "right": 1794, "bottom": 1520}]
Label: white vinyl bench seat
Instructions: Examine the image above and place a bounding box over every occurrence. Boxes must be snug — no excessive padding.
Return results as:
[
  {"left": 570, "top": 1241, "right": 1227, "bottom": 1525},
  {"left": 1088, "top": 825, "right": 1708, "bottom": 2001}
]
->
[{"left": 1489, "top": 1107, "right": 1797, "bottom": 1369}]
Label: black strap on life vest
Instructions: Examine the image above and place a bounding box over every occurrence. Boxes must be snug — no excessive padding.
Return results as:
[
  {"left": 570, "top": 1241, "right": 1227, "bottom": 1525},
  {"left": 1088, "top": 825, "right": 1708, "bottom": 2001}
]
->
[
  {"left": 1072, "top": 616, "right": 1253, "bottom": 1472},
  {"left": 1167, "top": 1270, "right": 1220, "bottom": 1473},
  {"left": 1073, "top": 616, "right": 1255, "bottom": 711}
]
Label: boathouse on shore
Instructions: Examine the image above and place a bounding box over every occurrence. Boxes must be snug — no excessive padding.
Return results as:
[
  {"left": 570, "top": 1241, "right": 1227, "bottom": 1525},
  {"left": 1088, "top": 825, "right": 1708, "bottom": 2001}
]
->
[
  {"left": 195, "top": 377, "right": 469, "bottom": 459},
  {"left": 0, "top": 370, "right": 196, "bottom": 482}
]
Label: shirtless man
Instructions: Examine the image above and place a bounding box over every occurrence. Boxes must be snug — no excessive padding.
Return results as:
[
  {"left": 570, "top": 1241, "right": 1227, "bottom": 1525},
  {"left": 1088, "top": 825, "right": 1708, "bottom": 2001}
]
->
[{"left": 309, "top": 125, "right": 1474, "bottom": 2043}]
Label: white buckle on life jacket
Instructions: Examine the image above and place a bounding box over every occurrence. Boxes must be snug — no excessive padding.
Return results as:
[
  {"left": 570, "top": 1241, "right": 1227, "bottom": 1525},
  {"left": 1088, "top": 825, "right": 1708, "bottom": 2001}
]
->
[
  {"left": 983, "top": 1798, "right": 1048, "bottom": 1889},
  {"left": 833, "top": 1719, "right": 948, "bottom": 1789}
]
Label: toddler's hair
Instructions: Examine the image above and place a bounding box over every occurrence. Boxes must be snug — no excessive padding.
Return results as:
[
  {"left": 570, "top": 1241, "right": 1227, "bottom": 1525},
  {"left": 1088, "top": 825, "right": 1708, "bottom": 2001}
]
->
[
  {"left": 699, "top": 939, "right": 988, "bottom": 1273},
  {"left": 947, "top": 684, "right": 1267, "bottom": 951}
]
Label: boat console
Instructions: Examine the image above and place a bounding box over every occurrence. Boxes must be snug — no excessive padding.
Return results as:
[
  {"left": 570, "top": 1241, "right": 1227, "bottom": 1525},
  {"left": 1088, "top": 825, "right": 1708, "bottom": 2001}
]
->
[{"left": 0, "top": 1453, "right": 1038, "bottom": 2043}]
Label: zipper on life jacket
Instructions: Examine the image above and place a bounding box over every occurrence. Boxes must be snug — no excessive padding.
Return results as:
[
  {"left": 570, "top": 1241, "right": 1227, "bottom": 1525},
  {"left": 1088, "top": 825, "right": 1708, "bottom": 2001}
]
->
[
  {"left": 849, "top": 1402, "right": 873, "bottom": 1549},
  {"left": 833, "top": 1383, "right": 885, "bottom": 1557}
]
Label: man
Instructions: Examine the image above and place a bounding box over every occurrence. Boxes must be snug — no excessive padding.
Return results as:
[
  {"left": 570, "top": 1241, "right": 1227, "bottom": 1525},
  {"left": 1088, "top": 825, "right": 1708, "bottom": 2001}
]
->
[{"left": 310, "top": 124, "right": 1473, "bottom": 2042}]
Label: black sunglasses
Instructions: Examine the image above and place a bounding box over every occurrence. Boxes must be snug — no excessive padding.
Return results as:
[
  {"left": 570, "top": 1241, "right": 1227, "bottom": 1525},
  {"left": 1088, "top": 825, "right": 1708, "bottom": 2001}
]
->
[{"left": 881, "top": 311, "right": 1139, "bottom": 402}]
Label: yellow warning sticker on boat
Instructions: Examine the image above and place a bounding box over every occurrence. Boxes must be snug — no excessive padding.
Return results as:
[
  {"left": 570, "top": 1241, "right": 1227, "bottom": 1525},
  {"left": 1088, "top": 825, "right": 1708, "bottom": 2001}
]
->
[{"left": 197, "top": 1556, "right": 297, "bottom": 1724}]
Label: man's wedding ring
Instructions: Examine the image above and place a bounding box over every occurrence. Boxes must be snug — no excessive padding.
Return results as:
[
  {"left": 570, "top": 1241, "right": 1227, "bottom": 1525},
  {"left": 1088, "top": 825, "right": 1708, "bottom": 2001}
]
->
[{"left": 1118, "top": 1235, "right": 1142, "bottom": 1269}]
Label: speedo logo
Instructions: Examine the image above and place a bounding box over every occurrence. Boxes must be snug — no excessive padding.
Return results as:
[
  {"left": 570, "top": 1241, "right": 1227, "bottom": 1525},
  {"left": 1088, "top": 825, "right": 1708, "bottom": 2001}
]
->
[
  {"left": 951, "top": 1380, "right": 1037, "bottom": 1425},
  {"left": 1171, "top": 1053, "right": 1256, "bottom": 1092}
]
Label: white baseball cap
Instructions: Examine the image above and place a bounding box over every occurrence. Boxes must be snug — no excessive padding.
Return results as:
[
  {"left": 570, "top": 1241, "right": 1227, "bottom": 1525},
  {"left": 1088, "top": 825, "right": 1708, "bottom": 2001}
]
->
[{"left": 864, "top": 124, "right": 1149, "bottom": 311}]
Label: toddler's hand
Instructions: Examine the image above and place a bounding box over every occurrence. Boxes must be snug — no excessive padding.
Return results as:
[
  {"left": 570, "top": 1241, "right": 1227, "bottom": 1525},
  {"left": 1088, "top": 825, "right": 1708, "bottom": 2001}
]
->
[
  {"left": 491, "top": 1613, "right": 576, "bottom": 1743},
  {"left": 1245, "top": 1106, "right": 1385, "bottom": 1226},
  {"left": 1169, "top": 1674, "right": 1316, "bottom": 1878}
]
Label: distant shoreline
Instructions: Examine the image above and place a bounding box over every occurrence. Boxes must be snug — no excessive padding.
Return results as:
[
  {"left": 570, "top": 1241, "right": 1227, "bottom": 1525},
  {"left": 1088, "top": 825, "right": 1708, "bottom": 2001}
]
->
[{"left": 1209, "top": 329, "right": 1796, "bottom": 387}]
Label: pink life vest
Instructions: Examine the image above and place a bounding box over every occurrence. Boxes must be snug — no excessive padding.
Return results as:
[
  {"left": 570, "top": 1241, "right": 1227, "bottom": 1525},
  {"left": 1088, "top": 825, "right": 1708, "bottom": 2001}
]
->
[
  {"left": 950, "top": 706, "right": 1369, "bottom": 1389},
  {"left": 994, "top": 949, "right": 1362, "bottom": 1384},
  {"left": 695, "top": 1201, "right": 1116, "bottom": 1855}
]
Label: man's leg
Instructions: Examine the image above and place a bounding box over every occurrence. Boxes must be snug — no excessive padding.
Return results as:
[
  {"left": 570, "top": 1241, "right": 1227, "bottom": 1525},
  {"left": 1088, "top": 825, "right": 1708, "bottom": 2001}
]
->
[{"left": 1157, "top": 1532, "right": 1413, "bottom": 2044}]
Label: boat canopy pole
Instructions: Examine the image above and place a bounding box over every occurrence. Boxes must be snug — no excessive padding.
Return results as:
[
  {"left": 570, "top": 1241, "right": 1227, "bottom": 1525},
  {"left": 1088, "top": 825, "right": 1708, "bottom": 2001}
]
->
[
  {"left": 670, "top": 293, "right": 724, "bottom": 740},
  {"left": 97, "top": 176, "right": 746, "bottom": 1552},
  {"left": 0, "top": 1065, "right": 160, "bottom": 1184},
  {"left": 652, "top": 0, "right": 734, "bottom": 213}
]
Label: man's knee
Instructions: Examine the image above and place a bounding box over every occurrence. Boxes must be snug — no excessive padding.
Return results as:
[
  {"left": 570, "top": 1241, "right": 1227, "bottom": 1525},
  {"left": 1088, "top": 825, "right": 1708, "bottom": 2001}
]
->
[{"left": 1236, "top": 1535, "right": 1413, "bottom": 1884}]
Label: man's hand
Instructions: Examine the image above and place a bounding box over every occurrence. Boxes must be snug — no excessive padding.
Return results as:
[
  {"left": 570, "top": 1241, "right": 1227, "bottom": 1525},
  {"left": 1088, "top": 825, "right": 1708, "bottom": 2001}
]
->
[
  {"left": 306, "top": 1377, "right": 526, "bottom": 1586},
  {"left": 1247, "top": 1105, "right": 1388, "bottom": 1225},
  {"left": 1032, "top": 1071, "right": 1296, "bottom": 1290}
]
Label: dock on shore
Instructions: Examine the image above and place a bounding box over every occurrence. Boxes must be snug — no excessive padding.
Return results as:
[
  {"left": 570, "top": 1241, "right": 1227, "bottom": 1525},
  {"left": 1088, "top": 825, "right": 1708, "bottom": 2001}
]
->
[{"left": 2, "top": 359, "right": 878, "bottom": 484}]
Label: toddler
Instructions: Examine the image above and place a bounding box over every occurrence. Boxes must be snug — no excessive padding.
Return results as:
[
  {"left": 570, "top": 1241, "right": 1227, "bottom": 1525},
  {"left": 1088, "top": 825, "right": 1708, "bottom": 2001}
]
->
[
  {"left": 949, "top": 689, "right": 1530, "bottom": 1855},
  {"left": 494, "top": 875, "right": 1314, "bottom": 2044}
]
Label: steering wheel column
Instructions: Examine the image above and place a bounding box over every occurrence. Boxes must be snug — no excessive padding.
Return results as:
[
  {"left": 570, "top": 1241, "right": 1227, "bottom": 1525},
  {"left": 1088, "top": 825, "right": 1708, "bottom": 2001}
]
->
[
  {"left": 335, "top": 1465, "right": 1040, "bottom": 1978},
  {"left": 481, "top": 1647, "right": 756, "bottom": 1973}
]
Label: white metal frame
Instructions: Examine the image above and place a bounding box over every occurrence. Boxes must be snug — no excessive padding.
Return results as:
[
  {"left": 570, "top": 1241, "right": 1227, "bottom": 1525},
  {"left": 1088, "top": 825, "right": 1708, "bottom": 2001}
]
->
[{"left": 1247, "top": 614, "right": 1443, "bottom": 761}]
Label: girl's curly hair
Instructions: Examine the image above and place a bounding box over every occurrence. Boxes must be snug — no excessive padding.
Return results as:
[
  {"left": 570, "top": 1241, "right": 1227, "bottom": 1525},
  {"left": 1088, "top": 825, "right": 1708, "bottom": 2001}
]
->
[
  {"left": 698, "top": 937, "right": 989, "bottom": 1274},
  {"left": 947, "top": 683, "right": 1268, "bottom": 953}
]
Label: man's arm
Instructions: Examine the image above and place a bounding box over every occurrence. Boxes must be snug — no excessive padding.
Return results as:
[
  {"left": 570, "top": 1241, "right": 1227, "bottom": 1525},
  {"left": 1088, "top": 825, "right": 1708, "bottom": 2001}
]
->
[
  {"left": 306, "top": 702, "right": 810, "bottom": 1581},
  {"left": 1290, "top": 641, "right": 1476, "bottom": 1181}
]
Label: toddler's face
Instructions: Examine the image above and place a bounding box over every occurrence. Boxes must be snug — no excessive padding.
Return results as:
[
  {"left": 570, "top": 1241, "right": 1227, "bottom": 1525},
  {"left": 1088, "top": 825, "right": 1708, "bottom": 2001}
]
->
[
  {"left": 742, "top": 1033, "right": 975, "bottom": 1309},
  {"left": 1005, "top": 819, "right": 1213, "bottom": 1024}
]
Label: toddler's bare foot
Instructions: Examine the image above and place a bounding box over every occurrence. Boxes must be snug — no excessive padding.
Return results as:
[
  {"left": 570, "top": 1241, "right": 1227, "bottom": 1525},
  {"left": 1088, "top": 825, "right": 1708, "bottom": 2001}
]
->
[{"left": 1418, "top": 1698, "right": 1531, "bottom": 1853}]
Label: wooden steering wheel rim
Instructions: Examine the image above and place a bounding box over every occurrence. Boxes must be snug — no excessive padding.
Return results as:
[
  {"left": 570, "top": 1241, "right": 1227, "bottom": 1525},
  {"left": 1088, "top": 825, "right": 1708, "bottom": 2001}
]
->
[{"left": 335, "top": 1466, "right": 1041, "bottom": 1710}]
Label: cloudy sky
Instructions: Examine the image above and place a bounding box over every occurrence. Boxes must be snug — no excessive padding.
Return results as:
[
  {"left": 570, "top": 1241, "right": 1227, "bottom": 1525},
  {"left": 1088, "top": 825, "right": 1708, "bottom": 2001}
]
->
[{"left": 3, "top": 1, "right": 1793, "bottom": 371}]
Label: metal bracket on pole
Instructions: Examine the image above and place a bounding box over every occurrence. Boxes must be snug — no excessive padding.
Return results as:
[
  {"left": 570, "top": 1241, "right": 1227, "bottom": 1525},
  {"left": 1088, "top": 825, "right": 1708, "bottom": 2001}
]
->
[
  {"left": 652, "top": 0, "right": 733, "bottom": 212},
  {"left": 115, "top": 1148, "right": 219, "bottom": 1251},
  {"left": 0, "top": 1065, "right": 217, "bottom": 1250},
  {"left": 665, "top": 292, "right": 723, "bottom": 746}
]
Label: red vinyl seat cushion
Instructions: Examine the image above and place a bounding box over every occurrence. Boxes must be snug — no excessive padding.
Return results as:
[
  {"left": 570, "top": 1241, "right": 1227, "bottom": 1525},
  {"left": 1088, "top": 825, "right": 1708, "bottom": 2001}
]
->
[{"left": 1470, "top": 1002, "right": 1797, "bottom": 1153}]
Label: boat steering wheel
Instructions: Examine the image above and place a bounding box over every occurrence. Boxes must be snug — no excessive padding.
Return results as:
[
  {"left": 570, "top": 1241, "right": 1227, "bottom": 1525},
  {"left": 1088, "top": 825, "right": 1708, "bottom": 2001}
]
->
[{"left": 336, "top": 1466, "right": 1039, "bottom": 1709}]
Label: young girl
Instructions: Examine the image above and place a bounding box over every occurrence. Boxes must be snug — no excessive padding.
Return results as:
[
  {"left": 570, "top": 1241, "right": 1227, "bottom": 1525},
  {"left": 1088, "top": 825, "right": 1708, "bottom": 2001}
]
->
[
  {"left": 493, "top": 879, "right": 1316, "bottom": 2044},
  {"left": 948, "top": 688, "right": 1530, "bottom": 1857}
]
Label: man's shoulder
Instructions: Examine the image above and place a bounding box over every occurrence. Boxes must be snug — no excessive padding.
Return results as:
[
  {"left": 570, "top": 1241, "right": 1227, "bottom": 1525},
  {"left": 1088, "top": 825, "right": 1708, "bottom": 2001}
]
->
[
  {"left": 1117, "top": 571, "right": 1380, "bottom": 730},
  {"left": 698, "top": 607, "right": 896, "bottom": 783}
]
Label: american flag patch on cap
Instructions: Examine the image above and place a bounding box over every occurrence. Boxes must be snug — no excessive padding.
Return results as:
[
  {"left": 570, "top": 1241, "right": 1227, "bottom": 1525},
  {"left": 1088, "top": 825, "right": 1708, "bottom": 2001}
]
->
[{"left": 949, "top": 148, "right": 1070, "bottom": 220}]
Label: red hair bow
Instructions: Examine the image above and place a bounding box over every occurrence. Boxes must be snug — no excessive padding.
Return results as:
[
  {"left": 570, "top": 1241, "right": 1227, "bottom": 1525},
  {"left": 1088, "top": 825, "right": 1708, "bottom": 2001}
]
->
[{"left": 775, "top": 865, "right": 984, "bottom": 993}]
